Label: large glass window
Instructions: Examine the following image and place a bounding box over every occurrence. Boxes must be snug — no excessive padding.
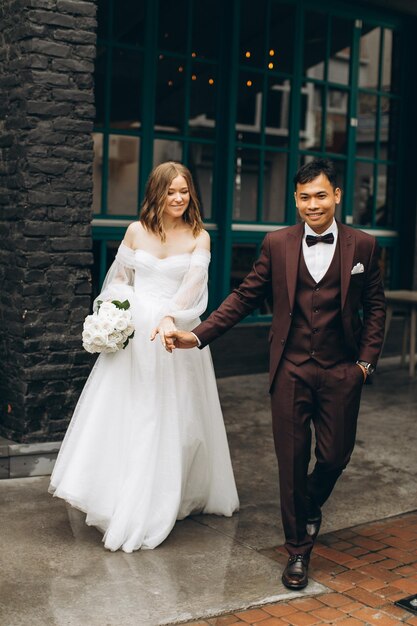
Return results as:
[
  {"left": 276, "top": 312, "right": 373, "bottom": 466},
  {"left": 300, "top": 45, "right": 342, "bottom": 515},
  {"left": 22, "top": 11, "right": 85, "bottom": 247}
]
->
[
  {"left": 300, "top": 12, "right": 352, "bottom": 223},
  {"left": 93, "top": 134, "right": 141, "bottom": 217},
  {"left": 353, "top": 24, "right": 399, "bottom": 228},
  {"left": 235, "top": 0, "right": 295, "bottom": 224},
  {"left": 153, "top": 0, "right": 222, "bottom": 220},
  {"left": 93, "top": 0, "right": 220, "bottom": 220},
  {"left": 93, "top": 0, "right": 145, "bottom": 217},
  {"left": 92, "top": 0, "right": 404, "bottom": 303}
]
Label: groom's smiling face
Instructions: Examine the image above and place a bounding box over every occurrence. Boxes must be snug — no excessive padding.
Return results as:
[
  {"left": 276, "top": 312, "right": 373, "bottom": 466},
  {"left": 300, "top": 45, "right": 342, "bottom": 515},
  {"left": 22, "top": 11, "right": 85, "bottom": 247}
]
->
[{"left": 294, "top": 173, "right": 341, "bottom": 234}]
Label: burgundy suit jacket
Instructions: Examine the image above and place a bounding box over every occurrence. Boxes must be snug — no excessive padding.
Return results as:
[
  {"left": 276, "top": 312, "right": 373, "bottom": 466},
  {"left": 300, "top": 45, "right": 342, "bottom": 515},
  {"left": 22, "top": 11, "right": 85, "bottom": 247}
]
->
[{"left": 194, "top": 222, "right": 387, "bottom": 388}]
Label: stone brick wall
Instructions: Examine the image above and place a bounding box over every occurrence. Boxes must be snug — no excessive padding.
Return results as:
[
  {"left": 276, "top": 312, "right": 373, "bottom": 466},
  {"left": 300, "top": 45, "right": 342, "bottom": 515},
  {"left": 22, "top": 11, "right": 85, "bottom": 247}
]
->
[{"left": 0, "top": 0, "right": 97, "bottom": 442}]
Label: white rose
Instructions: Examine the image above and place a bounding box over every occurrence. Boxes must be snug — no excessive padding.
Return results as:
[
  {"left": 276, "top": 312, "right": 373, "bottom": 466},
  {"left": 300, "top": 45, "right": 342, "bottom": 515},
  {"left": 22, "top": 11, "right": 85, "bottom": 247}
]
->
[
  {"left": 82, "top": 329, "right": 94, "bottom": 343},
  {"left": 92, "top": 332, "right": 108, "bottom": 347},
  {"left": 99, "top": 310, "right": 117, "bottom": 325},
  {"left": 105, "top": 346, "right": 118, "bottom": 353},
  {"left": 114, "top": 318, "right": 128, "bottom": 331},
  {"left": 121, "top": 327, "right": 134, "bottom": 341},
  {"left": 84, "top": 342, "right": 101, "bottom": 353},
  {"left": 100, "top": 319, "right": 114, "bottom": 333},
  {"left": 109, "top": 331, "right": 124, "bottom": 344},
  {"left": 88, "top": 321, "right": 103, "bottom": 334},
  {"left": 83, "top": 314, "right": 96, "bottom": 329},
  {"left": 99, "top": 301, "right": 115, "bottom": 312}
]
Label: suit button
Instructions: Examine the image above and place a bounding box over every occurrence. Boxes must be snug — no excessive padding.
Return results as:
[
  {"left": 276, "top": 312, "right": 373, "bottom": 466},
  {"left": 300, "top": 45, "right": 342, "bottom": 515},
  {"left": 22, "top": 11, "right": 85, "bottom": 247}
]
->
[
  {"left": 310, "top": 350, "right": 315, "bottom": 356},
  {"left": 314, "top": 286, "right": 320, "bottom": 292},
  {"left": 289, "top": 312, "right": 292, "bottom": 317},
  {"left": 281, "top": 339, "right": 285, "bottom": 345},
  {"left": 312, "top": 328, "right": 318, "bottom": 333},
  {"left": 313, "top": 307, "right": 319, "bottom": 313}
]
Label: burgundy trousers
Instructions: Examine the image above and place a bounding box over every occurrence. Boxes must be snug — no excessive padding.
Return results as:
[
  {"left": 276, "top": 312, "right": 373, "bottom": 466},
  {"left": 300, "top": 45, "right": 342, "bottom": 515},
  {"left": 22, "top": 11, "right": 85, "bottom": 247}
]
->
[{"left": 271, "top": 358, "right": 364, "bottom": 556}]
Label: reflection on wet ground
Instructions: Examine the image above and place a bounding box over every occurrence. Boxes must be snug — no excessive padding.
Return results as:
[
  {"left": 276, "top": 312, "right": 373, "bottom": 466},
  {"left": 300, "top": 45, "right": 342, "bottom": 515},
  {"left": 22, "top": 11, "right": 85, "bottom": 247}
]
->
[
  {"left": 0, "top": 360, "right": 416, "bottom": 625},
  {"left": 0, "top": 478, "right": 324, "bottom": 626}
]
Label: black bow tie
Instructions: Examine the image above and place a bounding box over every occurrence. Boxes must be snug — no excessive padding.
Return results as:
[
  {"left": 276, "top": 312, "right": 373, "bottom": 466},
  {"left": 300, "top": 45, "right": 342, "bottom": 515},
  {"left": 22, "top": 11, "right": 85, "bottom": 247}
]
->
[{"left": 305, "top": 233, "right": 334, "bottom": 247}]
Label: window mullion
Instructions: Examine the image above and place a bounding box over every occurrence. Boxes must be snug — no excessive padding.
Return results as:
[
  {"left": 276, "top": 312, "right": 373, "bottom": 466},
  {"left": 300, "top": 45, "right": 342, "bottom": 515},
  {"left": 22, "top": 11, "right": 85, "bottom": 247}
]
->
[
  {"left": 138, "top": 0, "right": 159, "bottom": 201},
  {"left": 344, "top": 18, "right": 361, "bottom": 224},
  {"left": 213, "top": 0, "right": 239, "bottom": 302},
  {"left": 182, "top": 0, "right": 193, "bottom": 163},
  {"left": 101, "top": 39, "right": 113, "bottom": 216},
  {"left": 286, "top": 3, "right": 303, "bottom": 224},
  {"left": 375, "top": 26, "right": 385, "bottom": 165},
  {"left": 321, "top": 14, "right": 332, "bottom": 153},
  {"left": 257, "top": 0, "right": 270, "bottom": 224}
]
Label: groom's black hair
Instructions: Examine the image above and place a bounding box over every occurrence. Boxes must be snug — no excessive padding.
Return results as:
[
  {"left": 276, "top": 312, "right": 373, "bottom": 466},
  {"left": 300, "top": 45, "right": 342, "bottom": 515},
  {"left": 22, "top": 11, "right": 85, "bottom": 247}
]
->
[{"left": 293, "top": 158, "right": 338, "bottom": 190}]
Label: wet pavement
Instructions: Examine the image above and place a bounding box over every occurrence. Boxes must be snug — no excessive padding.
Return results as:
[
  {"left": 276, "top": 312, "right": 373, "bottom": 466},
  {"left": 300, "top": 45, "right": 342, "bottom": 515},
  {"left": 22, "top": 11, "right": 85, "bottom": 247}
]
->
[
  {"left": 0, "top": 356, "right": 416, "bottom": 625},
  {"left": 0, "top": 477, "right": 325, "bottom": 626},
  {"left": 185, "top": 510, "right": 417, "bottom": 625}
]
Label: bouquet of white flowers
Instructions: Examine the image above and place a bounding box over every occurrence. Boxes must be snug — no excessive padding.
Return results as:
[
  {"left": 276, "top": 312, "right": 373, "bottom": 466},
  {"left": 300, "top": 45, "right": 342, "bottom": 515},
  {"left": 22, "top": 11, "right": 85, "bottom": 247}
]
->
[{"left": 82, "top": 300, "right": 135, "bottom": 354}]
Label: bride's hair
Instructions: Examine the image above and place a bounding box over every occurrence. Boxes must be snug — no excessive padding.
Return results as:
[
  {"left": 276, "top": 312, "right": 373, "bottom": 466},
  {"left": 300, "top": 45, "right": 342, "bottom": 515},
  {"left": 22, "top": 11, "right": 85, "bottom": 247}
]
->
[{"left": 140, "top": 162, "right": 204, "bottom": 242}]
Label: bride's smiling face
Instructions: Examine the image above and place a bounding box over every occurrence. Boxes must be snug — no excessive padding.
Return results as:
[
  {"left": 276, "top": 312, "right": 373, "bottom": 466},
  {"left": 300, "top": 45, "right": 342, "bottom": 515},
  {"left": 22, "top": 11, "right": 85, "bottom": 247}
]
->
[{"left": 163, "top": 175, "right": 190, "bottom": 219}]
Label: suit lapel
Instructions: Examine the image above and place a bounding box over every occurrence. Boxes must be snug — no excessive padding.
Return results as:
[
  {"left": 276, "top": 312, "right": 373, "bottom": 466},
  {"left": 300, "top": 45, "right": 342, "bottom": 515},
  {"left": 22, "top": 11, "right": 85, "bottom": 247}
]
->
[
  {"left": 285, "top": 223, "right": 303, "bottom": 311},
  {"left": 338, "top": 222, "right": 355, "bottom": 310}
]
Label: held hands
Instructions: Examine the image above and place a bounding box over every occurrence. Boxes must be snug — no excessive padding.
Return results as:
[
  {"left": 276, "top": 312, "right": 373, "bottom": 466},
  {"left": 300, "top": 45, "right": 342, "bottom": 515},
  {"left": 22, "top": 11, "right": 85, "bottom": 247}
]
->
[
  {"left": 165, "top": 330, "right": 199, "bottom": 351},
  {"left": 150, "top": 317, "right": 177, "bottom": 352},
  {"left": 150, "top": 318, "right": 198, "bottom": 353}
]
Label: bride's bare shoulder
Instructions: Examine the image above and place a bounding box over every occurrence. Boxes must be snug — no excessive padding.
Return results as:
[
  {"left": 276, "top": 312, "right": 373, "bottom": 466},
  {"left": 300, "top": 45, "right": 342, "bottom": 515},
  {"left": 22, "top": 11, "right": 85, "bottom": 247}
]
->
[
  {"left": 195, "top": 229, "right": 210, "bottom": 251},
  {"left": 123, "top": 221, "right": 146, "bottom": 248},
  {"left": 126, "top": 221, "right": 144, "bottom": 235}
]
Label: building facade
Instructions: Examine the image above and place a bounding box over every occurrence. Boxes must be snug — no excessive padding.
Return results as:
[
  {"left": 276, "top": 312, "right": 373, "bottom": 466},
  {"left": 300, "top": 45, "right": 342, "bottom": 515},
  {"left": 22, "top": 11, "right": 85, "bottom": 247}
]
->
[{"left": 1, "top": 0, "right": 417, "bottom": 445}]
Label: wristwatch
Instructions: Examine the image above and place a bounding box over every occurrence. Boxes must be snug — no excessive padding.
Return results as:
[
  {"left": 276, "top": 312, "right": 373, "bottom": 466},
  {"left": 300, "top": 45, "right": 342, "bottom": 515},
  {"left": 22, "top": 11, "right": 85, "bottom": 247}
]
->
[{"left": 356, "top": 360, "right": 375, "bottom": 375}]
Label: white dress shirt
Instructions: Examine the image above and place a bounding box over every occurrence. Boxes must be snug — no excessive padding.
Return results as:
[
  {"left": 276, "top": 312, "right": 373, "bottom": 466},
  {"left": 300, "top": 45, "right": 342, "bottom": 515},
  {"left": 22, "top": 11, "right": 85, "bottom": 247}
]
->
[
  {"left": 303, "top": 219, "right": 338, "bottom": 283},
  {"left": 191, "top": 331, "right": 201, "bottom": 347}
]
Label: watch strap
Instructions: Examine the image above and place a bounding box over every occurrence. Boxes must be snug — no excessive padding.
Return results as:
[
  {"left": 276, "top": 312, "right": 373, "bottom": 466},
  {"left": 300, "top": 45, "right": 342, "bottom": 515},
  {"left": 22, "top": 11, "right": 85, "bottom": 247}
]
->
[{"left": 356, "top": 360, "right": 375, "bottom": 375}]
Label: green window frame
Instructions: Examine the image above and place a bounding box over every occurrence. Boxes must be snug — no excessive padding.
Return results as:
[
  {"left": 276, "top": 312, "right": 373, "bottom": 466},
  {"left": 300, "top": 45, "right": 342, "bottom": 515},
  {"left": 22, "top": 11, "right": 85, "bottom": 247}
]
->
[{"left": 92, "top": 0, "right": 406, "bottom": 317}]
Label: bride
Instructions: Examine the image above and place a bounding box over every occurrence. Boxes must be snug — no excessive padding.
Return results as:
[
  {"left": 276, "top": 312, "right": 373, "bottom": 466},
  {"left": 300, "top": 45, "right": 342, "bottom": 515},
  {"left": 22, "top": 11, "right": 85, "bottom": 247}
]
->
[{"left": 49, "top": 162, "right": 239, "bottom": 552}]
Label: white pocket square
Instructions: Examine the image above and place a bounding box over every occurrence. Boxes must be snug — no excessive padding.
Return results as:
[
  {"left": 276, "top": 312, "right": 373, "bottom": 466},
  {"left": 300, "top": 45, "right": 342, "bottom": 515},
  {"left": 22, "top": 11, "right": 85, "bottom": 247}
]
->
[{"left": 351, "top": 263, "right": 364, "bottom": 275}]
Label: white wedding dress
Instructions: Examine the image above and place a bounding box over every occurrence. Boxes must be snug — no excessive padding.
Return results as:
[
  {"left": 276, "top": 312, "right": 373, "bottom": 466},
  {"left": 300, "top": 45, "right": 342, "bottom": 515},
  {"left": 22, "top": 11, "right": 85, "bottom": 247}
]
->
[{"left": 49, "top": 242, "right": 239, "bottom": 552}]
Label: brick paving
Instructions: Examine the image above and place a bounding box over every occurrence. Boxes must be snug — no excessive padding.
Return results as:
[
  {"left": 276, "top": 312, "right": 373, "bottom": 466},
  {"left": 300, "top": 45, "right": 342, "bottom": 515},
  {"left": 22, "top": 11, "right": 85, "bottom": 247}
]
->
[{"left": 185, "top": 511, "right": 417, "bottom": 625}]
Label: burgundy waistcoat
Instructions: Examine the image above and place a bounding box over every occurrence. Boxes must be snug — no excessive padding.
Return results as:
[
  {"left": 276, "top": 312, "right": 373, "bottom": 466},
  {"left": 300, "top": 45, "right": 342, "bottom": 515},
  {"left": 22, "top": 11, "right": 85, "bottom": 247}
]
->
[{"left": 284, "top": 240, "right": 350, "bottom": 367}]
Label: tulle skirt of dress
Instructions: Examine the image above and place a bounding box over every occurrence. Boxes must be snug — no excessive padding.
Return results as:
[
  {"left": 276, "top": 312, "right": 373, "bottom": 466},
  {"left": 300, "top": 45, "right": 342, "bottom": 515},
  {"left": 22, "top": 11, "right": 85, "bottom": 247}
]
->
[{"left": 49, "top": 293, "right": 239, "bottom": 553}]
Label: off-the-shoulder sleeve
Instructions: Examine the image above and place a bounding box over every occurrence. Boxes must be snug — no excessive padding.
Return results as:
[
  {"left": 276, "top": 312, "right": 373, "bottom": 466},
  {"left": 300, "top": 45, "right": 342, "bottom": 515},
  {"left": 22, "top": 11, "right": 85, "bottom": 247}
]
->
[
  {"left": 93, "top": 242, "right": 136, "bottom": 311},
  {"left": 159, "top": 249, "right": 210, "bottom": 327}
]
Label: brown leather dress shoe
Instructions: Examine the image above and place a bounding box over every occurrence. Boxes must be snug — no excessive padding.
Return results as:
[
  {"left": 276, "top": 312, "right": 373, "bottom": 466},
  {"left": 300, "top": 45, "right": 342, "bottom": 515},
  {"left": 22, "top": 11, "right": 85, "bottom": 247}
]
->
[{"left": 281, "top": 554, "right": 309, "bottom": 589}]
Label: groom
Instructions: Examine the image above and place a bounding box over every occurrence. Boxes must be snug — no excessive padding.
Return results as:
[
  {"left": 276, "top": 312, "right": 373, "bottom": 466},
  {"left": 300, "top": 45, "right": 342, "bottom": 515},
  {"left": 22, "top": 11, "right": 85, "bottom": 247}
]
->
[{"left": 165, "top": 159, "right": 386, "bottom": 589}]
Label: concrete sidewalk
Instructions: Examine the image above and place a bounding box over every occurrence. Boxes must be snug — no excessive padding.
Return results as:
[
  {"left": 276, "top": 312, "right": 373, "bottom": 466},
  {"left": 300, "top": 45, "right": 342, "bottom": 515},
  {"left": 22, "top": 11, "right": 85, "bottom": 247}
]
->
[{"left": 0, "top": 358, "right": 416, "bottom": 625}]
